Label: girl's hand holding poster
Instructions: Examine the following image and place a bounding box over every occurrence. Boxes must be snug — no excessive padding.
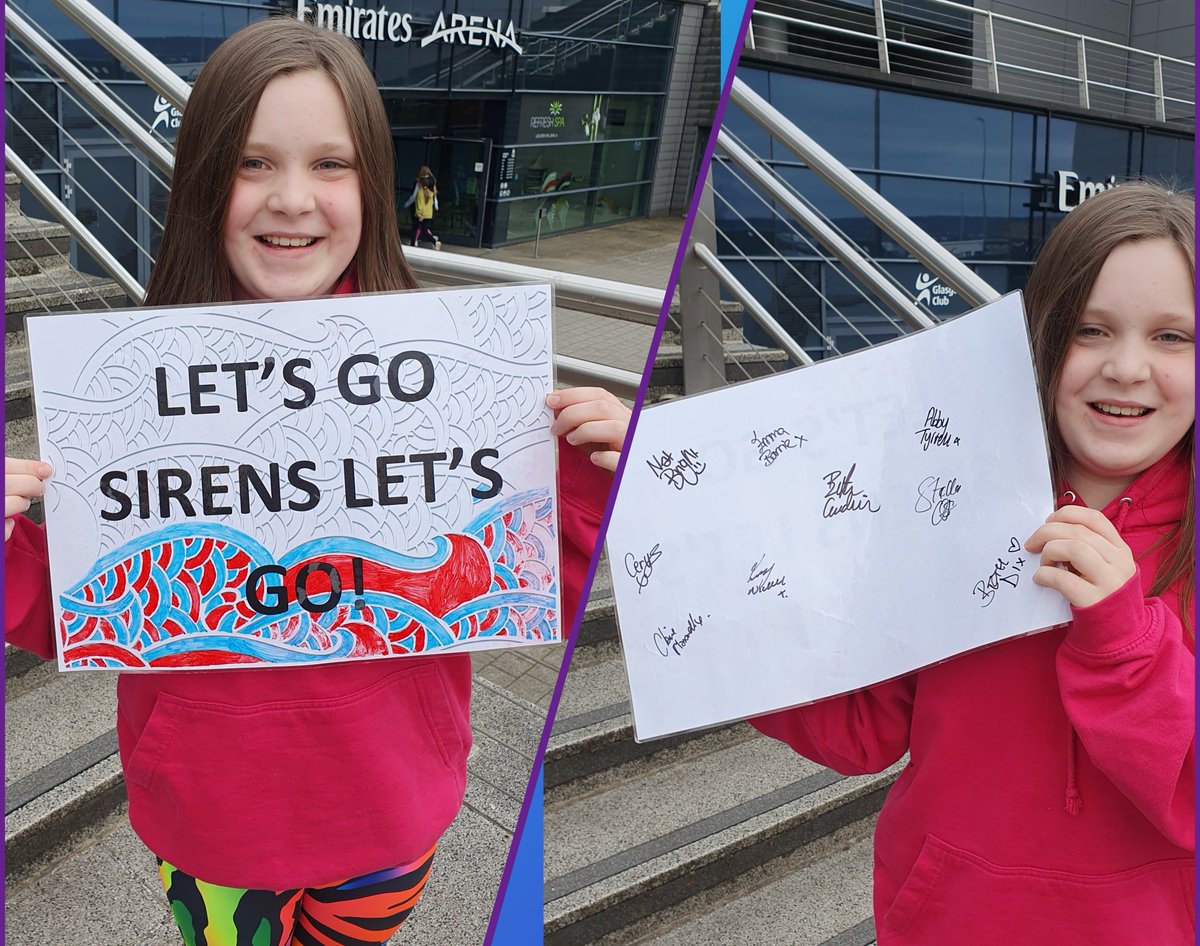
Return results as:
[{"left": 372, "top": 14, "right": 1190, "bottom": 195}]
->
[{"left": 27, "top": 285, "right": 561, "bottom": 670}]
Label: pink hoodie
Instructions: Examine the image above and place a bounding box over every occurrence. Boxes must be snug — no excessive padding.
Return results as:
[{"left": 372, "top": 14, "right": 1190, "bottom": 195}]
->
[
  {"left": 752, "top": 447, "right": 1194, "bottom": 945},
  {"left": 6, "top": 410, "right": 611, "bottom": 891}
]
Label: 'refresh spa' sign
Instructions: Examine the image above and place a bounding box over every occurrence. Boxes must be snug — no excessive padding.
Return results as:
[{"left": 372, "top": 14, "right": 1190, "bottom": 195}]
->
[
  {"left": 296, "top": 0, "right": 523, "bottom": 54},
  {"left": 27, "top": 286, "right": 560, "bottom": 670}
]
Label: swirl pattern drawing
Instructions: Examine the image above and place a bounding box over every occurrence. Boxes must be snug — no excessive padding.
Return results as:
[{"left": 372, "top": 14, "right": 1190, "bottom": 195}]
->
[{"left": 58, "top": 489, "right": 557, "bottom": 669}]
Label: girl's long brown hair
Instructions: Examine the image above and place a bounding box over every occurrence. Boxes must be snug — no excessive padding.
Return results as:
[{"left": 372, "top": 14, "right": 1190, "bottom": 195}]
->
[
  {"left": 1023, "top": 181, "right": 1195, "bottom": 621},
  {"left": 145, "top": 16, "right": 417, "bottom": 305}
]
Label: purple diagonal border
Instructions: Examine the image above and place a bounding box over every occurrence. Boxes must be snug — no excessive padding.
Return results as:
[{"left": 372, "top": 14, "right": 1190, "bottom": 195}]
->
[{"left": 481, "top": 1, "right": 761, "bottom": 942}]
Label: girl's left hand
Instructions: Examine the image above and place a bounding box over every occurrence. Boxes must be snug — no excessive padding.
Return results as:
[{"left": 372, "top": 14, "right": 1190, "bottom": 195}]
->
[
  {"left": 1024, "top": 506, "right": 1137, "bottom": 608},
  {"left": 548, "top": 387, "right": 631, "bottom": 472}
]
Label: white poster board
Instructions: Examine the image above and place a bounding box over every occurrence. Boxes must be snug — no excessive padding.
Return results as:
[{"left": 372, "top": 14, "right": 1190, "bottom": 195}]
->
[
  {"left": 606, "top": 293, "right": 1071, "bottom": 740},
  {"left": 27, "top": 285, "right": 562, "bottom": 671}
]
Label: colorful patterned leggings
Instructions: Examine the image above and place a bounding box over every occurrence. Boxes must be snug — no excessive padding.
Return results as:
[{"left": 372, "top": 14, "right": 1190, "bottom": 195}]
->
[{"left": 158, "top": 845, "right": 435, "bottom": 946}]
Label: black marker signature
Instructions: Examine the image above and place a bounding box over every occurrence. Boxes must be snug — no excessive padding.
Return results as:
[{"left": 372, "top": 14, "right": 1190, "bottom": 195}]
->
[
  {"left": 747, "top": 553, "right": 788, "bottom": 598},
  {"left": 647, "top": 448, "right": 707, "bottom": 490},
  {"left": 653, "top": 612, "right": 708, "bottom": 657},
  {"left": 914, "top": 475, "right": 962, "bottom": 526},
  {"left": 972, "top": 538, "right": 1027, "bottom": 607},
  {"left": 624, "top": 543, "right": 663, "bottom": 595},
  {"left": 751, "top": 427, "right": 807, "bottom": 468},
  {"left": 822, "top": 463, "right": 881, "bottom": 518},
  {"left": 915, "top": 406, "right": 961, "bottom": 451}
]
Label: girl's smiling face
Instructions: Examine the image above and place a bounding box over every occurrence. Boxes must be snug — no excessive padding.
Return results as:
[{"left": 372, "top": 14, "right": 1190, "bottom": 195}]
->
[
  {"left": 1054, "top": 237, "right": 1195, "bottom": 506},
  {"left": 223, "top": 70, "right": 362, "bottom": 301}
]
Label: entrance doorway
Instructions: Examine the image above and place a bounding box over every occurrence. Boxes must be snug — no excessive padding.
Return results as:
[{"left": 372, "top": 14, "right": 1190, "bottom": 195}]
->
[{"left": 396, "top": 136, "right": 493, "bottom": 248}]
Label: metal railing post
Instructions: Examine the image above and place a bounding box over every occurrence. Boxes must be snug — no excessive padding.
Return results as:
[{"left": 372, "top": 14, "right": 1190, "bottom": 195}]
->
[
  {"left": 1154, "top": 57, "right": 1166, "bottom": 121},
  {"left": 873, "top": 0, "right": 891, "bottom": 74},
  {"left": 984, "top": 12, "right": 1000, "bottom": 93},
  {"left": 678, "top": 178, "right": 728, "bottom": 393},
  {"left": 1077, "top": 36, "right": 1090, "bottom": 109}
]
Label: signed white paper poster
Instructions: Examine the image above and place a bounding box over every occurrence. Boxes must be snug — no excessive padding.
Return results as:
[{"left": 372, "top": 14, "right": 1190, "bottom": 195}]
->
[
  {"left": 607, "top": 293, "right": 1071, "bottom": 740},
  {"left": 27, "top": 286, "right": 561, "bottom": 671}
]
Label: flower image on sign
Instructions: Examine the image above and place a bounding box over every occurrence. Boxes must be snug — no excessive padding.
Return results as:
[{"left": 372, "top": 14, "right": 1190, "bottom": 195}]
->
[{"left": 26, "top": 285, "right": 560, "bottom": 671}]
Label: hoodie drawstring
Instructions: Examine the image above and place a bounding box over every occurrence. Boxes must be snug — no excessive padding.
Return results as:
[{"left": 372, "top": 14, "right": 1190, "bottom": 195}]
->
[
  {"left": 1064, "top": 727, "right": 1082, "bottom": 815},
  {"left": 1060, "top": 494, "right": 1134, "bottom": 816}
]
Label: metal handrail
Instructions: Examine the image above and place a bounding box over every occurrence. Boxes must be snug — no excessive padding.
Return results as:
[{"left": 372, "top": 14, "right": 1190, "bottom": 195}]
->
[
  {"left": 48, "top": 0, "right": 192, "bottom": 109},
  {"left": 730, "top": 77, "right": 999, "bottom": 308},
  {"left": 748, "top": 1, "right": 1194, "bottom": 124},
  {"left": 715, "top": 129, "right": 933, "bottom": 329},
  {"left": 6, "top": 5, "right": 175, "bottom": 176},
  {"left": 404, "top": 245, "right": 665, "bottom": 322}
]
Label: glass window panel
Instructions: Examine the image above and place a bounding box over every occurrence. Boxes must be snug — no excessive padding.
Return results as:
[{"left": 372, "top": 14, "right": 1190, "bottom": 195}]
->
[
  {"left": 1142, "top": 133, "right": 1195, "bottom": 189},
  {"left": 119, "top": 0, "right": 248, "bottom": 72},
  {"left": 1046, "top": 117, "right": 1136, "bottom": 182},
  {"left": 721, "top": 67, "right": 772, "bottom": 158},
  {"left": 769, "top": 73, "right": 875, "bottom": 168},
  {"left": 5, "top": 80, "right": 60, "bottom": 173},
  {"left": 9, "top": 0, "right": 117, "bottom": 77},
  {"left": 774, "top": 166, "right": 883, "bottom": 258},
  {"left": 726, "top": 260, "right": 826, "bottom": 356},
  {"left": 492, "top": 179, "right": 649, "bottom": 242},
  {"left": 878, "top": 176, "right": 1029, "bottom": 262},
  {"left": 880, "top": 92, "right": 1026, "bottom": 181},
  {"left": 821, "top": 264, "right": 907, "bottom": 357}
]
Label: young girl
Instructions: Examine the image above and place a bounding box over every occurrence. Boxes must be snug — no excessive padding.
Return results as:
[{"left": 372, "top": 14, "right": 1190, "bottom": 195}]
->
[
  {"left": 5, "top": 18, "right": 630, "bottom": 946},
  {"left": 404, "top": 165, "right": 441, "bottom": 250},
  {"left": 752, "top": 182, "right": 1194, "bottom": 944}
]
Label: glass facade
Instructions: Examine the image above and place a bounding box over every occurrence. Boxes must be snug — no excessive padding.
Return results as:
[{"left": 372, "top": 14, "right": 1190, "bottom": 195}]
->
[
  {"left": 716, "top": 68, "right": 1195, "bottom": 359},
  {"left": 6, "top": 0, "right": 681, "bottom": 248}
]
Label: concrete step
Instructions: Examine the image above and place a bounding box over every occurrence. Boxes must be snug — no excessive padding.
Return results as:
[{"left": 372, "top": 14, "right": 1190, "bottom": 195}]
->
[
  {"left": 7, "top": 171, "right": 21, "bottom": 205},
  {"left": 5, "top": 215, "right": 71, "bottom": 266},
  {"left": 621, "top": 818, "right": 878, "bottom": 946},
  {"left": 544, "top": 717, "right": 901, "bottom": 946},
  {"left": 646, "top": 341, "right": 794, "bottom": 400},
  {"left": 547, "top": 642, "right": 743, "bottom": 795},
  {"left": 4, "top": 656, "right": 539, "bottom": 887},
  {"left": 5, "top": 266, "right": 129, "bottom": 335},
  {"left": 4, "top": 660, "right": 124, "bottom": 883},
  {"left": 5, "top": 336, "right": 31, "bottom": 421}
]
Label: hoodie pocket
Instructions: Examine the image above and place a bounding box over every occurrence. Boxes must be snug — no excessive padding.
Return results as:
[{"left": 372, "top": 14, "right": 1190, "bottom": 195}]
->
[
  {"left": 884, "top": 834, "right": 1193, "bottom": 945},
  {"left": 122, "top": 663, "right": 468, "bottom": 868}
]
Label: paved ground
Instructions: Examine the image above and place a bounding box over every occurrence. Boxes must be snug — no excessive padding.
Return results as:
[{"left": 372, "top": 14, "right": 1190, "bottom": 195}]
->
[{"left": 4, "top": 216, "right": 679, "bottom": 946}]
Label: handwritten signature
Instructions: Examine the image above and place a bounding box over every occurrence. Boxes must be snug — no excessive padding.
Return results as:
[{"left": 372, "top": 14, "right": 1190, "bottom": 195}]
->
[
  {"left": 654, "top": 612, "right": 708, "bottom": 657},
  {"left": 822, "top": 463, "right": 881, "bottom": 518},
  {"left": 624, "top": 544, "right": 663, "bottom": 595},
  {"left": 914, "top": 406, "right": 961, "bottom": 451},
  {"left": 914, "top": 475, "right": 962, "bottom": 526},
  {"left": 972, "top": 538, "right": 1027, "bottom": 607},
  {"left": 747, "top": 554, "right": 787, "bottom": 598},
  {"left": 647, "top": 448, "right": 707, "bottom": 490},
  {"left": 751, "top": 427, "right": 806, "bottom": 468}
]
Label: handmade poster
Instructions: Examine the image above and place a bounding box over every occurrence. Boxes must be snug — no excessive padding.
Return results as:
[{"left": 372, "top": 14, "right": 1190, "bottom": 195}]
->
[
  {"left": 27, "top": 286, "right": 561, "bottom": 671},
  {"left": 607, "top": 292, "right": 1072, "bottom": 740}
]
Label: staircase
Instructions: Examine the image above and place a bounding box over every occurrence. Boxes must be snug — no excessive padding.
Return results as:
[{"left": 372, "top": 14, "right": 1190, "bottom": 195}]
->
[{"left": 543, "top": 560, "right": 898, "bottom": 946}]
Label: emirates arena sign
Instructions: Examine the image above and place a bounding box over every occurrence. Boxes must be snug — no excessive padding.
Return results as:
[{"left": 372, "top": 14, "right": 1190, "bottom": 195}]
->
[{"left": 296, "top": 1, "right": 524, "bottom": 54}]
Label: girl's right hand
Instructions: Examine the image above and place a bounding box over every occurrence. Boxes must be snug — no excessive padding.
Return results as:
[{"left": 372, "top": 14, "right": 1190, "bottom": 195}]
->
[{"left": 6, "top": 458, "right": 52, "bottom": 541}]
